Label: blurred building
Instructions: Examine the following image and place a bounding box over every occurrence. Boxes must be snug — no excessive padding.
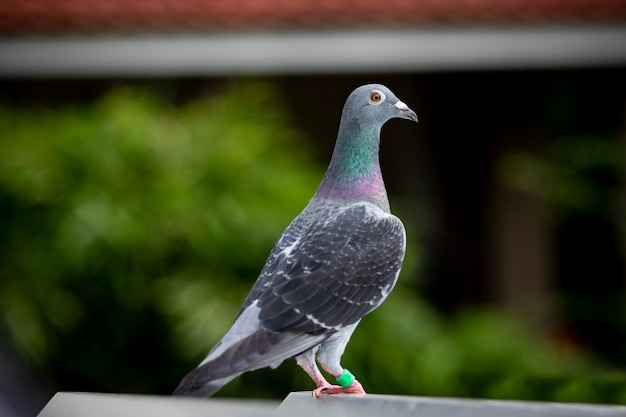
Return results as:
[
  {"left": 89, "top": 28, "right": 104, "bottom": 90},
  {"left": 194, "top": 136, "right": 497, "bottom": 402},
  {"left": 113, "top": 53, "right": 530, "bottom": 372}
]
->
[
  {"left": 0, "top": 0, "right": 625, "bottom": 413},
  {"left": 1, "top": 1, "right": 626, "bottom": 76}
]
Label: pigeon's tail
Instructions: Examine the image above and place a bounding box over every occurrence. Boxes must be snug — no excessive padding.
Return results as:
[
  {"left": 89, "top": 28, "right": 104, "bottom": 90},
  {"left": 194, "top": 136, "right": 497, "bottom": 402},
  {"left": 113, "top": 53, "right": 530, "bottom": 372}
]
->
[
  {"left": 172, "top": 326, "right": 327, "bottom": 398},
  {"left": 173, "top": 372, "right": 238, "bottom": 397}
]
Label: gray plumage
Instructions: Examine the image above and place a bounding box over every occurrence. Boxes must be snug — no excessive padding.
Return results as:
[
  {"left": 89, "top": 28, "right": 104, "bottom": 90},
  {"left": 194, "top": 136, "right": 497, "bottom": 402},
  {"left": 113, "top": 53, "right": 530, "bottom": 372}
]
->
[{"left": 174, "top": 84, "right": 417, "bottom": 397}]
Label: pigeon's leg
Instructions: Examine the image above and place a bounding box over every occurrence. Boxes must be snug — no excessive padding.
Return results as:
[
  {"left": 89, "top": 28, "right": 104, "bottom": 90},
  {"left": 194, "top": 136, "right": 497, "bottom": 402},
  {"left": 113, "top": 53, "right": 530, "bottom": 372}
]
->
[
  {"left": 313, "top": 326, "right": 365, "bottom": 397},
  {"left": 295, "top": 346, "right": 333, "bottom": 391}
]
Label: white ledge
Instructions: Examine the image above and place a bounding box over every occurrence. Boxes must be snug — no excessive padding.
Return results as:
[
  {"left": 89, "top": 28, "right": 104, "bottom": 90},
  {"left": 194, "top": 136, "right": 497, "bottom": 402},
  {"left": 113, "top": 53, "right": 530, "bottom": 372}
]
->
[
  {"left": 279, "top": 391, "right": 626, "bottom": 417},
  {"left": 37, "top": 392, "right": 278, "bottom": 417},
  {"left": 37, "top": 391, "right": 626, "bottom": 417}
]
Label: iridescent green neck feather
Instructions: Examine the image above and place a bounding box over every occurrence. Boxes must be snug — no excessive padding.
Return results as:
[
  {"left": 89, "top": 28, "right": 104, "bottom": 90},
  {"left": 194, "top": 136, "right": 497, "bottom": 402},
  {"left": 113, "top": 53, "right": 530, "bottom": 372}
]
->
[{"left": 314, "top": 119, "right": 390, "bottom": 212}]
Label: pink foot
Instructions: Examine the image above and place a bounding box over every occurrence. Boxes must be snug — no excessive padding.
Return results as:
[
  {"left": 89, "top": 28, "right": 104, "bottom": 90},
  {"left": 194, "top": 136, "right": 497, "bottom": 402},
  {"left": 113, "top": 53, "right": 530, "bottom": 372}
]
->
[{"left": 312, "top": 380, "right": 366, "bottom": 398}]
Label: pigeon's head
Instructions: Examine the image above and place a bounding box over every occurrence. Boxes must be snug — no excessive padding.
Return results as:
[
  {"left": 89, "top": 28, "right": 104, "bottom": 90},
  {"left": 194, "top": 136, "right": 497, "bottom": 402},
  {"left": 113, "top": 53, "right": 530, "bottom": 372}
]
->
[{"left": 343, "top": 84, "right": 418, "bottom": 126}]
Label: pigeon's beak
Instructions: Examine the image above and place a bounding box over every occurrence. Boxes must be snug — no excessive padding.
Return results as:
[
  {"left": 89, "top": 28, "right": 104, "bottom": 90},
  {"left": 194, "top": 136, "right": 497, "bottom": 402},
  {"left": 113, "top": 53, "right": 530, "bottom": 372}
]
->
[{"left": 394, "top": 100, "right": 418, "bottom": 123}]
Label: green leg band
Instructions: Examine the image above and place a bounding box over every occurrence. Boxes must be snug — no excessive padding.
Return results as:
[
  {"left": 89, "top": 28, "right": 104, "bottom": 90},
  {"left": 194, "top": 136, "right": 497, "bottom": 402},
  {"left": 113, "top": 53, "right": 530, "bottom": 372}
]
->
[{"left": 335, "top": 369, "right": 356, "bottom": 388}]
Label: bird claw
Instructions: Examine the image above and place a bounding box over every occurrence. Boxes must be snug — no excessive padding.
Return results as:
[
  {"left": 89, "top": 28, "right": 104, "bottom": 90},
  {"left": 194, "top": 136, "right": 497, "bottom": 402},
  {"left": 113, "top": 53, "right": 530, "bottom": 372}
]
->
[{"left": 312, "top": 381, "right": 366, "bottom": 398}]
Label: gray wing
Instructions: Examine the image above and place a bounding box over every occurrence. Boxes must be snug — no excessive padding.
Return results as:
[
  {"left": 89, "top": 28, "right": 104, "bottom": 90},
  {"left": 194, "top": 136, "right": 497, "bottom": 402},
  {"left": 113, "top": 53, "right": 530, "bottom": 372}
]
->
[
  {"left": 244, "top": 202, "right": 406, "bottom": 333},
  {"left": 174, "top": 202, "right": 405, "bottom": 396}
]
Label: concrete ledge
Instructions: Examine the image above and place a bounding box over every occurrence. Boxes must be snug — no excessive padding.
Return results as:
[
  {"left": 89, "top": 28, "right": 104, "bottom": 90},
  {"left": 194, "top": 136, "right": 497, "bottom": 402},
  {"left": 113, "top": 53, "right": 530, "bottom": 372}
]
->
[
  {"left": 278, "top": 392, "right": 626, "bottom": 417},
  {"left": 38, "top": 391, "right": 626, "bottom": 417},
  {"left": 37, "top": 392, "right": 278, "bottom": 417}
]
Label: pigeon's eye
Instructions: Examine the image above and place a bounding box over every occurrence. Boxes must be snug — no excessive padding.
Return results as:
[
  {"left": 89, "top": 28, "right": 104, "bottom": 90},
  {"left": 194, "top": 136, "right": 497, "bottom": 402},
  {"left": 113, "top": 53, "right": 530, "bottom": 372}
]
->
[{"left": 369, "top": 90, "right": 385, "bottom": 104}]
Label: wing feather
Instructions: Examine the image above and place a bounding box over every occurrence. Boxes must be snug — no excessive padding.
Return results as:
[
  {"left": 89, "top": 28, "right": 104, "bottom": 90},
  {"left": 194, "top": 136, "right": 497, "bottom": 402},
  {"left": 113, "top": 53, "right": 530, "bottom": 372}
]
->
[{"left": 246, "top": 202, "right": 405, "bottom": 332}]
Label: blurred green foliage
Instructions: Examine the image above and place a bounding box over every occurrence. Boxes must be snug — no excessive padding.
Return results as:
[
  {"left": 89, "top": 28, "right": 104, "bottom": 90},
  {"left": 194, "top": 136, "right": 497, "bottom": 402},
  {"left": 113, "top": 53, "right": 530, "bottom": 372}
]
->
[
  {"left": 496, "top": 131, "right": 626, "bottom": 368},
  {"left": 350, "top": 291, "right": 626, "bottom": 404},
  {"left": 1, "top": 82, "right": 625, "bottom": 403},
  {"left": 0, "top": 82, "right": 321, "bottom": 393},
  {"left": 496, "top": 134, "right": 624, "bottom": 216}
]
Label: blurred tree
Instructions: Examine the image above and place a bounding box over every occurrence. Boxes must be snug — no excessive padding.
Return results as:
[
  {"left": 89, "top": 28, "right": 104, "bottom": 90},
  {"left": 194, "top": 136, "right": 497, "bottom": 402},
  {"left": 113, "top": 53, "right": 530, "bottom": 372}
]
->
[
  {"left": 497, "top": 99, "right": 626, "bottom": 368},
  {"left": 0, "top": 82, "right": 321, "bottom": 395},
  {"left": 0, "top": 81, "right": 625, "bottom": 404}
]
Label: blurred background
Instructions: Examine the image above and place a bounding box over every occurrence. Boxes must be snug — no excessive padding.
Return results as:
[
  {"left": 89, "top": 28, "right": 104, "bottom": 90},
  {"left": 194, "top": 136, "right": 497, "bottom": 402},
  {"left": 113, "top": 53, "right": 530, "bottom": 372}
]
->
[{"left": 1, "top": 1, "right": 626, "bottom": 415}]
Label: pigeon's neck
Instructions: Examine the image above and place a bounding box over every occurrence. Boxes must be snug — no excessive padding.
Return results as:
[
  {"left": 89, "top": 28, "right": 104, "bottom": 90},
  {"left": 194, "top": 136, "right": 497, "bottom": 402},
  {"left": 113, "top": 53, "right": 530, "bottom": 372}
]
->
[{"left": 315, "top": 119, "right": 390, "bottom": 212}]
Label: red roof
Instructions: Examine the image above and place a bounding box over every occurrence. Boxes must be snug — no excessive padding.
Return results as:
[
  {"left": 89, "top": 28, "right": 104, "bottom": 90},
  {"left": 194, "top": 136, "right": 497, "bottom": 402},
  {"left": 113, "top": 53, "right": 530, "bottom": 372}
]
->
[{"left": 1, "top": 0, "right": 625, "bottom": 34}]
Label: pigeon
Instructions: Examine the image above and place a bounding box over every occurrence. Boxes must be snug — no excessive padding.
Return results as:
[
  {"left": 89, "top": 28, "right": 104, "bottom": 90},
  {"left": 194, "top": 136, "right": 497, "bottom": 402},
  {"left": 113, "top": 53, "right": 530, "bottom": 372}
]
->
[{"left": 173, "top": 84, "right": 418, "bottom": 398}]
